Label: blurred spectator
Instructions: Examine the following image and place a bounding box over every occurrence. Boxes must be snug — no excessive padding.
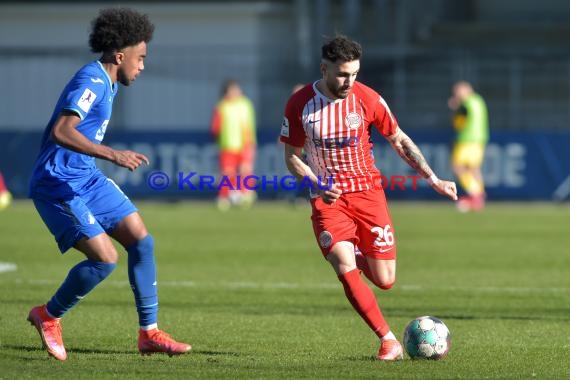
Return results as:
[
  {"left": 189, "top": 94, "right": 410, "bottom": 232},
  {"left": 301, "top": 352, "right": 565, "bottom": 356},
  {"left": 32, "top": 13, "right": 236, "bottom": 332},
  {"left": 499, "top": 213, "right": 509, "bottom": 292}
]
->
[
  {"left": 0, "top": 171, "right": 12, "bottom": 210},
  {"left": 448, "top": 81, "right": 489, "bottom": 212},
  {"left": 211, "top": 79, "right": 257, "bottom": 211}
]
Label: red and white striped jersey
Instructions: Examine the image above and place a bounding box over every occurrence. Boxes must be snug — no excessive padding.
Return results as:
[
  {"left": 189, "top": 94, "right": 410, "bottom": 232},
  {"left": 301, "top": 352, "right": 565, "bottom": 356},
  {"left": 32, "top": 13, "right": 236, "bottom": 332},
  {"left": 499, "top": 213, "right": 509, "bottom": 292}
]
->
[{"left": 280, "top": 81, "right": 398, "bottom": 193}]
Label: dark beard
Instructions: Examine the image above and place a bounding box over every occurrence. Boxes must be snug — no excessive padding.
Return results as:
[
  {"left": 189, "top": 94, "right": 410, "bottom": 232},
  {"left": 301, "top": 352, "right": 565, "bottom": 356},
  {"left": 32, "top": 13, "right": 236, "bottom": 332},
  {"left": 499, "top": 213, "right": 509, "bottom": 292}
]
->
[
  {"left": 327, "top": 81, "right": 349, "bottom": 99},
  {"left": 117, "top": 69, "right": 131, "bottom": 86}
]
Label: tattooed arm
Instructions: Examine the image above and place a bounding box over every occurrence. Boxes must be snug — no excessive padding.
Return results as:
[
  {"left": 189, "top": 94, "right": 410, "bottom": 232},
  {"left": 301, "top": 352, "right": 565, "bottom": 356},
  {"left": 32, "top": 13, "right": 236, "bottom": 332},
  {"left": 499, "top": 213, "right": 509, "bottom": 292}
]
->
[{"left": 386, "top": 127, "right": 458, "bottom": 201}]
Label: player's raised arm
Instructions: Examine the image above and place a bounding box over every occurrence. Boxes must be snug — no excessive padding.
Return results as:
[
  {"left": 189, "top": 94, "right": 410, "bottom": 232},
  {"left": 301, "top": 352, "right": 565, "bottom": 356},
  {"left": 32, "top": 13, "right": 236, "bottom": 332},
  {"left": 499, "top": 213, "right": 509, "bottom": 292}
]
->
[
  {"left": 51, "top": 111, "right": 149, "bottom": 171},
  {"left": 386, "top": 127, "right": 458, "bottom": 201}
]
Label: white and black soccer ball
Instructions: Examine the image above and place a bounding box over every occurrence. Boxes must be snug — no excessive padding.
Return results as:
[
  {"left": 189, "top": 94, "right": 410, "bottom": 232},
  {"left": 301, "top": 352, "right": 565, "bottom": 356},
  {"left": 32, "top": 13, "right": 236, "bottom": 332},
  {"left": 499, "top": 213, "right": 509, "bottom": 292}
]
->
[{"left": 403, "top": 316, "right": 451, "bottom": 360}]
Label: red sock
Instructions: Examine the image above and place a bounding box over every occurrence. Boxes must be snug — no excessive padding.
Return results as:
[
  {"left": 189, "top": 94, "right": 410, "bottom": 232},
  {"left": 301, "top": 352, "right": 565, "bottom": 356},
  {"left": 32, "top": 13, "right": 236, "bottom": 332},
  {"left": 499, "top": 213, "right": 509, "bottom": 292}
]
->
[{"left": 338, "top": 268, "right": 390, "bottom": 338}]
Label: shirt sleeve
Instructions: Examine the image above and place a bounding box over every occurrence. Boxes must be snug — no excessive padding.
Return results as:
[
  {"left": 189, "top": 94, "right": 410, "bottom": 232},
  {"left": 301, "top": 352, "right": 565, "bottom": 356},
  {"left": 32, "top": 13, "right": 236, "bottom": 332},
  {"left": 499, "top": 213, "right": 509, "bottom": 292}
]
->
[
  {"left": 279, "top": 96, "right": 306, "bottom": 147},
  {"left": 61, "top": 74, "right": 105, "bottom": 120},
  {"left": 211, "top": 107, "right": 221, "bottom": 138},
  {"left": 372, "top": 95, "right": 399, "bottom": 137}
]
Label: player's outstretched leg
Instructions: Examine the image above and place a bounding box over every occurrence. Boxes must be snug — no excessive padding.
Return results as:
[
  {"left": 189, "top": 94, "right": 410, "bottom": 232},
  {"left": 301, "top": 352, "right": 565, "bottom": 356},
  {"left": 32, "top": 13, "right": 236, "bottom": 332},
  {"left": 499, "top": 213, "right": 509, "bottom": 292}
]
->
[
  {"left": 338, "top": 268, "right": 403, "bottom": 361},
  {"left": 138, "top": 329, "right": 192, "bottom": 356},
  {"left": 27, "top": 304, "right": 67, "bottom": 361}
]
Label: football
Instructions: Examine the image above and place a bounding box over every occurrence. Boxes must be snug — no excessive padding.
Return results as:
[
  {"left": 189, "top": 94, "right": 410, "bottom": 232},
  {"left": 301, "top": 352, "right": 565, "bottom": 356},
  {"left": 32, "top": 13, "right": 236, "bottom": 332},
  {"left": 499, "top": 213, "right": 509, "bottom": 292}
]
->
[{"left": 403, "top": 316, "right": 451, "bottom": 360}]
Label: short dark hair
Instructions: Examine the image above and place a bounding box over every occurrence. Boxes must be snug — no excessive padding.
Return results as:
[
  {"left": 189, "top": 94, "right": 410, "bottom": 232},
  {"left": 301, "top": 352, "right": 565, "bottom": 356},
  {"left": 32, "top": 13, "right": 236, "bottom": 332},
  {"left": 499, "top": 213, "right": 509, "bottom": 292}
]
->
[
  {"left": 321, "top": 35, "right": 362, "bottom": 63},
  {"left": 89, "top": 8, "right": 154, "bottom": 54},
  {"left": 221, "top": 79, "right": 239, "bottom": 97}
]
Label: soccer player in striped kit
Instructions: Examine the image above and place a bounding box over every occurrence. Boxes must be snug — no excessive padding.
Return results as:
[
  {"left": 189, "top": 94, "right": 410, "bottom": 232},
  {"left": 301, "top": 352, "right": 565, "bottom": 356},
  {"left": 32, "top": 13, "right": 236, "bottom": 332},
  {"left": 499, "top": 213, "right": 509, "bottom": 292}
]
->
[
  {"left": 280, "top": 35, "right": 458, "bottom": 360},
  {"left": 26, "top": 8, "right": 191, "bottom": 360}
]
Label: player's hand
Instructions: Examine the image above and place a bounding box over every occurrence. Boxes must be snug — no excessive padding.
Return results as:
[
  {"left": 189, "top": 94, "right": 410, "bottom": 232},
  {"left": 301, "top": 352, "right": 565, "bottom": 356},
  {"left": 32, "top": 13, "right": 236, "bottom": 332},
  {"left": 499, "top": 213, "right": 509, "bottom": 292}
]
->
[
  {"left": 112, "top": 150, "right": 150, "bottom": 171},
  {"left": 319, "top": 183, "right": 342, "bottom": 205},
  {"left": 431, "top": 179, "right": 458, "bottom": 201}
]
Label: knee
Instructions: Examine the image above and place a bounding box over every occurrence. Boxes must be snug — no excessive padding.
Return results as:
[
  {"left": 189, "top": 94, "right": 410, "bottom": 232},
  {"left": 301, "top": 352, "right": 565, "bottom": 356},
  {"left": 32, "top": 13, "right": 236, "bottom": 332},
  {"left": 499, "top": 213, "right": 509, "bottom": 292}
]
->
[
  {"left": 92, "top": 248, "right": 119, "bottom": 263},
  {"left": 86, "top": 261, "right": 116, "bottom": 281},
  {"left": 127, "top": 234, "right": 154, "bottom": 258},
  {"left": 138, "top": 234, "right": 154, "bottom": 253},
  {"left": 378, "top": 281, "right": 395, "bottom": 290},
  {"left": 102, "top": 253, "right": 119, "bottom": 264},
  {"left": 98, "top": 262, "right": 117, "bottom": 279},
  {"left": 374, "top": 274, "right": 396, "bottom": 290}
]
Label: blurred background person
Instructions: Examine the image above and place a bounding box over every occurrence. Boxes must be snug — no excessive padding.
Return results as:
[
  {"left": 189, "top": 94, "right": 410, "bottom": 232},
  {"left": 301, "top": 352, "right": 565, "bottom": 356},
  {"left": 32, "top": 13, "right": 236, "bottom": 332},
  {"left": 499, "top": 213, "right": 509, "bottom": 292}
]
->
[
  {"left": 448, "top": 81, "right": 489, "bottom": 212},
  {"left": 0, "top": 171, "right": 12, "bottom": 210},
  {"left": 211, "top": 79, "right": 257, "bottom": 211}
]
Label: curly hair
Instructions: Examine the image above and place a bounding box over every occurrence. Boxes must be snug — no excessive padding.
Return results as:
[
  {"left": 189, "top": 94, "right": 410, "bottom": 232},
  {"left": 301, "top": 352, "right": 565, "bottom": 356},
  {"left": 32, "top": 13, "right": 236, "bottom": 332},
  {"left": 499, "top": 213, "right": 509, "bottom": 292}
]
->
[
  {"left": 321, "top": 35, "right": 362, "bottom": 63},
  {"left": 89, "top": 8, "right": 154, "bottom": 54}
]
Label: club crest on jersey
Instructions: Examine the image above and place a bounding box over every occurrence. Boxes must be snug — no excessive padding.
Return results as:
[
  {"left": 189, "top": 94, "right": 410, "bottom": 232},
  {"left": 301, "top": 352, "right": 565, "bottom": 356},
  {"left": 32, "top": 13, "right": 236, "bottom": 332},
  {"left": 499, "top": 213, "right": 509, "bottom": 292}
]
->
[
  {"left": 319, "top": 231, "right": 333, "bottom": 248},
  {"left": 344, "top": 112, "right": 362, "bottom": 129}
]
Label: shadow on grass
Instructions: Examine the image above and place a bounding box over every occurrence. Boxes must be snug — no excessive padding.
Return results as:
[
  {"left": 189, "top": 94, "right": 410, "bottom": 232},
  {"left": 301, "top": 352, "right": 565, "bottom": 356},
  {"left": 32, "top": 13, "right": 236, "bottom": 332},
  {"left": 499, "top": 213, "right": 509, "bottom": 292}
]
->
[
  {"left": 389, "top": 309, "right": 570, "bottom": 322},
  {"left": 7, "top": 344, "right": 241, "bottom": 358},
  {"left": 6, "top": 344, "right": 136, "bottom": 356},
  {"left": 193, "top": 350, "right": 241, "bottom": 357},
  {"left": 345, "top": 355, "right": 378, "bottom": 362}
]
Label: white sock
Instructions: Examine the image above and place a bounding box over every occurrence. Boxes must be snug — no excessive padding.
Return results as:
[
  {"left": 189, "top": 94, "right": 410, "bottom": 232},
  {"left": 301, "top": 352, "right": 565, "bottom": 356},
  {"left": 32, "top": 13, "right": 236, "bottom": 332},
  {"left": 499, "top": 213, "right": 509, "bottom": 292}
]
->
[
  {"left": 382, "top": 331, "right": 396, "bottom": 341},
  {"left": 140, "top": 323, "right": 158, "bottom": 331}
]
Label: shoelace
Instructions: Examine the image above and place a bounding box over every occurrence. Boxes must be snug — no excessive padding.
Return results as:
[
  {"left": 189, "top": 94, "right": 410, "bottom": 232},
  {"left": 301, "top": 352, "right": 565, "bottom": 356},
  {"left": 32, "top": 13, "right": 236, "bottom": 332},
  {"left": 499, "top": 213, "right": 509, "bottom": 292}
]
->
[
  {"left": 42, "top": 320, "right": 63, "bottom": 344},
  {"left": 379, "top": 341, "right": 398, "bottom": 355},
  {"left": 147, "top": 331, "right": 175, "bottom": 345}
]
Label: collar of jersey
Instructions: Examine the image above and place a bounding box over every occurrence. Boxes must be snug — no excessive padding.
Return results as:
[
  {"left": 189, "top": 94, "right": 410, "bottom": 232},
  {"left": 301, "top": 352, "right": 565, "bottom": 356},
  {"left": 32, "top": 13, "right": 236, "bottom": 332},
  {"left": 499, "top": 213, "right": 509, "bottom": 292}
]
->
[
  {"left": 95, "top": 60, "right": 118, "bottom": 95},
  {"left": 313, "top": 80, "right": 345, "bottom": 104}
]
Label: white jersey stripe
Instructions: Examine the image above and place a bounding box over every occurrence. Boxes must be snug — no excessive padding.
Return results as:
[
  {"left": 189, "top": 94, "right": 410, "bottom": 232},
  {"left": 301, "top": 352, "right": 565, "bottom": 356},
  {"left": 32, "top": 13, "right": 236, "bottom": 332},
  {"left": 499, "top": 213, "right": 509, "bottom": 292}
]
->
[{"left": 285, "top": 81, "right": 397, "bottom": 194}]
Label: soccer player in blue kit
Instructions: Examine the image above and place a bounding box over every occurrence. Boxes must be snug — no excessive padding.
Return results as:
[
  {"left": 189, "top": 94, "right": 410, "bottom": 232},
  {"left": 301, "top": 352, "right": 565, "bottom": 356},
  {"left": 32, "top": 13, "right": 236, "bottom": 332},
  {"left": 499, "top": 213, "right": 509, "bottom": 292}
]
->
[{"left": 26, "top": 8, "right": 191, "bottom": 361}]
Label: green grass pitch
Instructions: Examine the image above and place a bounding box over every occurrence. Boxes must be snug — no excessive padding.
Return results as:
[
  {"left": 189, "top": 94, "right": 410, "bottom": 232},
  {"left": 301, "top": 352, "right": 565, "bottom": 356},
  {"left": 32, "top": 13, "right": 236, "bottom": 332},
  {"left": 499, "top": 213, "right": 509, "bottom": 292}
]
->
[{"left": 1, "top": 200, "right": 569, "bottom": 379}]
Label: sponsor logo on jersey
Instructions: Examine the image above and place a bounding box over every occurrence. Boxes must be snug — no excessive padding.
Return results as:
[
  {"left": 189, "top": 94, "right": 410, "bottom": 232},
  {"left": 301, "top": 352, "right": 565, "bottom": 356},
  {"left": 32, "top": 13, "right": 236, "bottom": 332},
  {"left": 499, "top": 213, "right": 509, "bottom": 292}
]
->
[
  {"left": 95, "top": 120, "right": 109, "bottom": 142},
  {"left": 77, "top": 88, "right": 97, "bottom": 113},
  {"left": 280, "top": 117, "right": 290, "bottom": 137},
  {"left": 90, "top": 77, "right": 104, "bottom": 84},
  {"left": 344, "top": 112, "right": 362, "bottom": 129},
  {"left": 313, "top": 136, "right": 359, "bottom": 149}
]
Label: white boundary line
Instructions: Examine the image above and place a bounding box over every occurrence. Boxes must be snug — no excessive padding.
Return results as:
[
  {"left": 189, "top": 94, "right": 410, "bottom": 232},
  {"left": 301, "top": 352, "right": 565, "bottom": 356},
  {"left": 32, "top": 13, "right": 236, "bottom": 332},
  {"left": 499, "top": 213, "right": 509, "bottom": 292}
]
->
[
  {"left": 7, "top": 278, "right": 570, "bottom": 294},
  {"left": 0, "top": 262, "right": 17, "bottom": 273}
]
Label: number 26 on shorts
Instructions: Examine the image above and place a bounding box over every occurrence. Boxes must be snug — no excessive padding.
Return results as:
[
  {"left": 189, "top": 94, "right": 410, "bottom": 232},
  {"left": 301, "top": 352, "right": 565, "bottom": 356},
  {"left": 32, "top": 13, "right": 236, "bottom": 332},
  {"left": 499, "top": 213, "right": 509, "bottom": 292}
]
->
[{"left": 371, "top": 225, "right": 395, "bottom": 248}]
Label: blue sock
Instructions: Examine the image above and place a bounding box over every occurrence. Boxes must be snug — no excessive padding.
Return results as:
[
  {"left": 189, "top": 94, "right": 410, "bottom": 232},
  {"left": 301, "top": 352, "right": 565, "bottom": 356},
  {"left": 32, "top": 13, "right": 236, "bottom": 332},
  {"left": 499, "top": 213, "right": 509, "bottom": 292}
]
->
[
  {"left": 46, "top": 260, "right": 116, "bottom": 318},
  {"left": 127, "top": 235, "right": 158, "bottom": 327}
]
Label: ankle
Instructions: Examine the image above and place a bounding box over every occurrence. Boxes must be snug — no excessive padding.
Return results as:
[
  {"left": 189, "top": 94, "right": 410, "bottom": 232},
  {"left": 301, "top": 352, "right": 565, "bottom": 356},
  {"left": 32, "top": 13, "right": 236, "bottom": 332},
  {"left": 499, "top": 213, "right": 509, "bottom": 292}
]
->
[
  {"left": 140, "top": 323, "right": 158, "bottom": 332},
  {"left": 381, "top": 331, "right": 397, "bottom": 341}
]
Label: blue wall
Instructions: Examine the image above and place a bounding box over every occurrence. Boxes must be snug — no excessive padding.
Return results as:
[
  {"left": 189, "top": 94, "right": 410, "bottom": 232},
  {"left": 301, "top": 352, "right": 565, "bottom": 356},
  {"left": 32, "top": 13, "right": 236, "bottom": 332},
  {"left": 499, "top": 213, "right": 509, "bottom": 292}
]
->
[{"left": 1, "top": 129, "right": 569, "bottom": 200}]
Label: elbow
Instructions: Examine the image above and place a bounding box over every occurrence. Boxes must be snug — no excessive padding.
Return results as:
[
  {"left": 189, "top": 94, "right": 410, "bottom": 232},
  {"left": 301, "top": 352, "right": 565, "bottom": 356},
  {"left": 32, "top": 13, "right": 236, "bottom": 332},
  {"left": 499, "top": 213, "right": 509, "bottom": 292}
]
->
[{"left": 50, "top": 127, "right": 65, "bottom": 146}]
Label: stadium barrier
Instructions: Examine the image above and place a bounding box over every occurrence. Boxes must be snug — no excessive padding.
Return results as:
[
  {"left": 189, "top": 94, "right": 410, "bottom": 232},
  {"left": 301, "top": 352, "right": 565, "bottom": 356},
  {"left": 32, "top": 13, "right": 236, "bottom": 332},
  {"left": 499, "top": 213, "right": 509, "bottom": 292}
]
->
[{"left": 1, "top": 130, "right": 568, "bottom": 200}]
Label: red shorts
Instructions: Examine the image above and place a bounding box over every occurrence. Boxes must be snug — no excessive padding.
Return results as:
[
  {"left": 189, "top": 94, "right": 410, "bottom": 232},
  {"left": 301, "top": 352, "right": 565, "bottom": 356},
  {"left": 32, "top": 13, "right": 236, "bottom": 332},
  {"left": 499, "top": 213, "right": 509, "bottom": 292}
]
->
[
  {"left": 219, "top": 151, "right": 242, "bottom": 174},
  {"left": 220, "top": 147, "right": 255, "bottom": 173},
  {"left": 310, "top": 188, "right": 396, "bottom": 260},
  {"left": 241, "top": 144, "right": 255, "bottom": 169}
]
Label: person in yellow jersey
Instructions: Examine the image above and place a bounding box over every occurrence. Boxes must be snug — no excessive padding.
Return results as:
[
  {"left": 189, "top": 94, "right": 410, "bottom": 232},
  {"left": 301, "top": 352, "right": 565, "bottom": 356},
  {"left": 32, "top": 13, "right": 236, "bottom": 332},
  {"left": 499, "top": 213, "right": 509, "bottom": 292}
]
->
[
  {"left": 211, "top": 79, "right": 257, "bottom": 211},
  {"left": 448, "top": 81, "right": 489, "bottom": 212}
]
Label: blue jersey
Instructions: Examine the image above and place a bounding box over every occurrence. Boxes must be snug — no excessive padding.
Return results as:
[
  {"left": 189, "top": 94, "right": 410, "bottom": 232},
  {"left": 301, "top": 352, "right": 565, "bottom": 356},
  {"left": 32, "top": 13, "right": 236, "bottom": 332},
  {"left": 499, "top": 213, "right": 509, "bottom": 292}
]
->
[{"left": 29, "top": 61, "right": 118, "bottom": 199}]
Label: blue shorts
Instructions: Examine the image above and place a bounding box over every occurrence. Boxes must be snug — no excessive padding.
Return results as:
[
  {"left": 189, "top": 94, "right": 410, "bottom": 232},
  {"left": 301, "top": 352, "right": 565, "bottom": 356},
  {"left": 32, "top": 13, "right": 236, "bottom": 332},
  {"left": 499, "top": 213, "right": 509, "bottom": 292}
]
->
[{"left": 32, "top": 175, "right": 138, "bottom": 253}]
